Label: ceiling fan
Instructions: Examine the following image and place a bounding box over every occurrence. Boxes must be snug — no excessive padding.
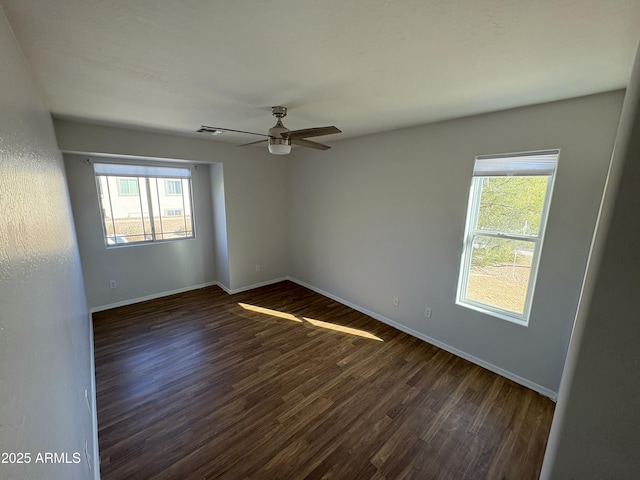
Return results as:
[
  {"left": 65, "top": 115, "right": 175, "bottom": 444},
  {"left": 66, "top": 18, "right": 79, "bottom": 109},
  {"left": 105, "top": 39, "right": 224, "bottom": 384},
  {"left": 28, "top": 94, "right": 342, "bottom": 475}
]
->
[{"left": 197, "top": 106, "right": 341, "bottom": 155}]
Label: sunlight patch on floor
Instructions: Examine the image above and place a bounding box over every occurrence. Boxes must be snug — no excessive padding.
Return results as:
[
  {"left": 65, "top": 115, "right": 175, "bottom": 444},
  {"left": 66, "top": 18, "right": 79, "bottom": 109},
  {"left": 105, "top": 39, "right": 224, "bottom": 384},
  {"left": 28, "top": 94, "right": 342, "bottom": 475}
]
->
[
  {"left": 238, "top": 303, "right": 383, "bottom": 341},
  {"left": 304, "top": 317, "right": 384, "bottom": 342},
  {"left": 238, "top": 302, "right": 303, "bottom": 322}
]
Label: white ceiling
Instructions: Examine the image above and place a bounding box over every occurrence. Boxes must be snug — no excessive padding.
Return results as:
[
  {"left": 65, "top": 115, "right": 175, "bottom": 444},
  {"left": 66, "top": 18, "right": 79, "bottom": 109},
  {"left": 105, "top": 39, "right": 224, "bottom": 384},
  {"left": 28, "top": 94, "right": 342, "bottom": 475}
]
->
[{"left": 3, "top": 0, "right": 640, "bottom": 145}]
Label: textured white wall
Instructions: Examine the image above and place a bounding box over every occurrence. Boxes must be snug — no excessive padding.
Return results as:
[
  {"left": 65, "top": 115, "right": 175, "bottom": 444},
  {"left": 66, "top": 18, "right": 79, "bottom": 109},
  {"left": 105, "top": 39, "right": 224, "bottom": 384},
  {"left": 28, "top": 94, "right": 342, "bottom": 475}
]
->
[
  {"left": 541, "top": 45, "right": 640, "bottom": 479},
  {"left": 64, "top": 156, "right": 217, "bottom": 309},
  {"left": 289, "top": 91, "right": 624, "bottom": 395},
  {"left": 0, "top": 9, "right": 96, "bottom": 480}
]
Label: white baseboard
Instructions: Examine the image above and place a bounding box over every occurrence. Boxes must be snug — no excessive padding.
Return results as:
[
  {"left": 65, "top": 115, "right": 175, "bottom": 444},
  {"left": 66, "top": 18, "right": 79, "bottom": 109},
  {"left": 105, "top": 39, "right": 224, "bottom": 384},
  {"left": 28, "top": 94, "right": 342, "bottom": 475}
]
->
[
  {"left": 218, "top": 277, "right": 289, "bottom": 295},
  {"left": 91, "top": 277, "right": 292, "bottom": 312},
  {"left": 287, "top": 276, "right": 557, "bottom": 402},
  {"left": 215, "top": 281, "right": 232, "bottom": 294},
  {"left": 90, "top": 281, "right": 219, "bottom": 313},
  {"left": 87, "top": 314, "right": 101, "bottom": 479}
]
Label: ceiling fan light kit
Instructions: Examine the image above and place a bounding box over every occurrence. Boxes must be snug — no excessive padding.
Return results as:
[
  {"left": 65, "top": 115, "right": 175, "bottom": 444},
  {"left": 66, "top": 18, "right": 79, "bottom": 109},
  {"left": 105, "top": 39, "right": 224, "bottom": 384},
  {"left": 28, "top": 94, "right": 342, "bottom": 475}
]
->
[
  {"left": 268, "top": 137, "right": 292, "bottom": 155},
  {"left": 198, "top": 106, "right": 341, "bottom": 155}
]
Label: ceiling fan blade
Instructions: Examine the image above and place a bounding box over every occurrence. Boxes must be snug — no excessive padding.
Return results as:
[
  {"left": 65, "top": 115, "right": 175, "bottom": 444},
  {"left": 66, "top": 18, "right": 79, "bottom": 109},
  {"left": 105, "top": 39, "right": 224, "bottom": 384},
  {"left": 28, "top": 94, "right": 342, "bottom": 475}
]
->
[
  {"left": 198, "top": 125, "right": 271, "bottom": 137},
  {"left": 291, "top": 138, "right": 331, "bottom": 151},
  {"left": 239, "top": 139, "right": 268, "bottom": 147},
  {"left": 283, "top": 126, "right": 341, "bottom": 139}
]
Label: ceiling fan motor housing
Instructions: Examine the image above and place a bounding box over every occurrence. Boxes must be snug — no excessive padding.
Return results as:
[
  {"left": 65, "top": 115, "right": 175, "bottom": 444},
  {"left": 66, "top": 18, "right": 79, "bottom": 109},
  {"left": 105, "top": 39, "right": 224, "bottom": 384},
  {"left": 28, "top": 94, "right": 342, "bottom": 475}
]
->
[
  {"left": 271, "top": 106, "right": 287, "bottom": 118},
  {"left": 269, "top": 121, "right": 289, "bottom": 138},
  {"left": 269, "top": 107, "right": 290, "bottom": 139}
]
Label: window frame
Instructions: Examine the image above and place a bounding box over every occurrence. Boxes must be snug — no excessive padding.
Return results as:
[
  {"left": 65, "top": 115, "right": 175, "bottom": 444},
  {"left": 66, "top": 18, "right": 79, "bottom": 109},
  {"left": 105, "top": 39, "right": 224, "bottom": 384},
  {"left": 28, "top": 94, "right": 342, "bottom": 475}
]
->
[
  {"left": 94, "top": 162, "right": 195, "bottom": 248},
  {"left": 456, "top": 150, "right": 558, "bottom": 326}
]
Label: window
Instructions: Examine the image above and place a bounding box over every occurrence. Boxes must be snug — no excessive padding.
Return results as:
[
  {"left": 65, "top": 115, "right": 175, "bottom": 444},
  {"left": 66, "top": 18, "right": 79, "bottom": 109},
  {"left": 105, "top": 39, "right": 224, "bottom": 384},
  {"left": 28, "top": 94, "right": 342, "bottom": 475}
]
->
[
  {"left": 457, "top": 150, "right": 558, "bottom": 325},
  {"left": 118, "top": 178, "right": 138, "bottom": 195},
  {"left": 94, "top": 163, "right": 195, "bottom": 246},
  {"left": 165, "top": 179, "right": 182, "bottom": 195}
]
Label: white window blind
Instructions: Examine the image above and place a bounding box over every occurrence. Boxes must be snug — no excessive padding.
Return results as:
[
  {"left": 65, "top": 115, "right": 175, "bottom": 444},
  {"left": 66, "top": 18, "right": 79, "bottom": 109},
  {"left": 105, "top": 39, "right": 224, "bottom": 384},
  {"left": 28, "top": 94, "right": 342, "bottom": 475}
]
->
[
  {"left": 473, "top": 151, "right": 558, "bottom": 177},
  {"left": 94, "top": 163, "right": 191, "bottom": 178}
]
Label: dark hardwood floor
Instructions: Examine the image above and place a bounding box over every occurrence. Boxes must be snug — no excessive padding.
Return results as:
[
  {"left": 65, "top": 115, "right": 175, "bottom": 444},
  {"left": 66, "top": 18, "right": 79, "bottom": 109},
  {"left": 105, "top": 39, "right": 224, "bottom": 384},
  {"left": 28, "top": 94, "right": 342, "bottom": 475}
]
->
[{"left": 93, "top": 281, "right": 554, "bottom": 479}]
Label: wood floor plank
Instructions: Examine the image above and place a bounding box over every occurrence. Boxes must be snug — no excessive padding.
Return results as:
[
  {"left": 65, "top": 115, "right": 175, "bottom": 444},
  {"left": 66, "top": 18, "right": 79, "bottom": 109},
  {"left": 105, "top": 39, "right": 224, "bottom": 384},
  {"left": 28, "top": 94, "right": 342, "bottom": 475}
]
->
[{"left": 93, "top": 280, "right": 554, "bottom": 479}]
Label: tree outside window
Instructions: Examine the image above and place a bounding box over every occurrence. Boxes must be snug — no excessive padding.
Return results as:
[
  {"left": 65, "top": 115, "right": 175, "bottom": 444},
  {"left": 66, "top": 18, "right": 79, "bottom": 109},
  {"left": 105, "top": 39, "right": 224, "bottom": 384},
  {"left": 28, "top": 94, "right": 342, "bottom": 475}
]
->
[{"left": 457, "top": 151, "right": 558, "bottom": 325}]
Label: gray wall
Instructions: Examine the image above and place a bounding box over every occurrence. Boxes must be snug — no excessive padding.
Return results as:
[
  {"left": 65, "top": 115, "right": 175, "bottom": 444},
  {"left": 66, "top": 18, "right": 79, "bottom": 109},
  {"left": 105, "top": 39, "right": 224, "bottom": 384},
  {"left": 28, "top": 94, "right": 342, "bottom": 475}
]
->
[
  {"left": 289, "top": 91, "right": 624, "bottom": 395},
  {"left": 221, "top": 151, "right": 290, "bottom": 291},
  {"left": 211, "top": 163, "right": 231, "bottom": 288},
  {"left": 55, "top": 120, "right": 289, "bottom": 298},
  {"left": 64, "top": 156, "right": 217, "bottom": 309},
  {"left": 0, "top": 9, "right": 97, "bottom": 479},
  {"left": 541, "top": 45, "right": 640, "bottom": 479}
]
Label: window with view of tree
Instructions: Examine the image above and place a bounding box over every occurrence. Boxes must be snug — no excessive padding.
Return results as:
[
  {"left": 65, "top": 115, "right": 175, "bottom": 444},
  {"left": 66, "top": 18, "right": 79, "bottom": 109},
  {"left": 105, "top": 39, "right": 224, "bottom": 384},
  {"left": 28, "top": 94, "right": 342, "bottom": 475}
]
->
[
  {"left": 94, "top": 163, "right": 195, "bottom": 246},
  {"left": 457, "top": 151, "right": 558, "bottom": 325}
]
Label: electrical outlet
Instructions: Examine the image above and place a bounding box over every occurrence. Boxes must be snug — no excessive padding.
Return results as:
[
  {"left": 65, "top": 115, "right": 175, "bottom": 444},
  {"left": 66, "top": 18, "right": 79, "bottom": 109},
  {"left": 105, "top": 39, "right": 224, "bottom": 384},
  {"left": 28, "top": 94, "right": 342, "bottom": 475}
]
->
[
  {"left": 255, "top": 264, "right": 261, "bottom": 272},
  {"left": 424, "top": 307, "right": 432, "bottom": 319},
  {"left": 393, "top": 297, "right": 399, "bottom": 307},
  {"left": 109, "top": 280, "right": 117, "bottom": 289}
]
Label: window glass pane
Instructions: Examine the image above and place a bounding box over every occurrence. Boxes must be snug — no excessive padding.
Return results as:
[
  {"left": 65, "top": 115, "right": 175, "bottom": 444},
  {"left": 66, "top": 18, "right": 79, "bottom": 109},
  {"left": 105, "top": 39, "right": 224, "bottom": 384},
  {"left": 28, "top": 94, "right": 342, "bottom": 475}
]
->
[
  {"left": 99, "top": 176, "right": 149, "bottom": 244},
  {"left": 465, "top": 235, "right": 536, "bottom": 315},
  {"left": 96, "top": 171, "right": 194, "bottom": 246},
  {"left": 150, "top": 177, "right": 192, "bottom": 240},
  {"left": 147, "top": 177, "right": 161, "bottom": 240},
  {"left": 475, "top": 176, "right": 548, "bottom": 236},
  {"left": 129, "top": 179, "right": 139, "bottom": 195},
  {"left": 183, "top": 180, "right": 193, "bottom": 236}
]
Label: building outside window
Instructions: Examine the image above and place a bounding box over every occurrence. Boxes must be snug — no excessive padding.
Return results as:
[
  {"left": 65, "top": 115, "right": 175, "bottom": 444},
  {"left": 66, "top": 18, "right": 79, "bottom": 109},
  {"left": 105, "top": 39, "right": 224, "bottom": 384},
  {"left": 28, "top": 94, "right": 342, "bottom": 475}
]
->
[
  {"left": 118, "top": 178, "right": 138, "bottom": 195},
  {"left": 94, "top": 163, "right": 195, "bottom": 246},
  {"left": 165, "top": 179, "right": 182, "bottom": 195}
]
